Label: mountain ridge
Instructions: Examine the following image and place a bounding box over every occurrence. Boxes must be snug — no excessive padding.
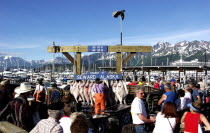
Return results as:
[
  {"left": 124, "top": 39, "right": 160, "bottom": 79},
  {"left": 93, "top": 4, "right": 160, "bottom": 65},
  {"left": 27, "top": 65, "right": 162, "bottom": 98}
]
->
[{"left": 0, "top": 40, "right": 210, "bottom": 69}]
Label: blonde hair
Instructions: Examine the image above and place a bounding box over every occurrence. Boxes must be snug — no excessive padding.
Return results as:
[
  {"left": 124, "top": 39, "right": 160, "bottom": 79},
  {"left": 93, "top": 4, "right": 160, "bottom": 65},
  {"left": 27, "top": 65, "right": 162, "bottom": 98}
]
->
[
  {"left": 162, "top": 81, "right": 167, "bottom": 85},
  {"left": 70, "top": 112, "right": 87, "bottom": 123}
]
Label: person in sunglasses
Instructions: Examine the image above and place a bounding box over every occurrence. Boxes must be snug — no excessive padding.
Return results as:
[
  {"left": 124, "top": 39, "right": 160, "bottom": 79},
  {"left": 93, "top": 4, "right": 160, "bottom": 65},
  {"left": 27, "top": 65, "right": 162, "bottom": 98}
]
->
[{"left": 131, "top": 87, "right": 156, "bottom": 133}]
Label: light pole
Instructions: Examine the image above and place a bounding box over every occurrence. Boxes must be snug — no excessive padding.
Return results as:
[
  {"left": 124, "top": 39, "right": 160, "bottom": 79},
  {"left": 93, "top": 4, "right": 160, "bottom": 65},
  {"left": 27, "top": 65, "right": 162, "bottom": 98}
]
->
[
  {"left": 151, "top": 57, "right": 152, "bottom": 66},
  {"left": 155, "top": 58, "right": 157, "bottom": 66},
  {"left": 167, "top": 58, "right": 169, "bottom": 66},
  {"left": 112, "top": 10, "right": 125, "bottom": 46}
]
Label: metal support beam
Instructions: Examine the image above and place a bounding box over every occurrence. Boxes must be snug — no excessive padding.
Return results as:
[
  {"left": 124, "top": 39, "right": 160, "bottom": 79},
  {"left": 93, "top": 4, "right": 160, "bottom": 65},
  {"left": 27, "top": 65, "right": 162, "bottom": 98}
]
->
[
  {"left": 62, "top": 52, "right": 77, "bottom": 65},
  {"left": 122, "top": 52, "right": 136, "bottom": 65},
  {"left": 76, "top": 52, "right": 81, "bottom": 75},
  {"left": 163, "top": 71, "right": 165, "bottom": 79},
  {"left": 205, "top": 69, "right": 208, "bottom": 83},
  {"left": 196, "top": 71, "right": 198, "bottom": 82},
  {"left": 116, "top": 52, "right": 122, "bottom": 74},
  {"left": 148, "top": 71, "right": 150, "bottom": 83}
]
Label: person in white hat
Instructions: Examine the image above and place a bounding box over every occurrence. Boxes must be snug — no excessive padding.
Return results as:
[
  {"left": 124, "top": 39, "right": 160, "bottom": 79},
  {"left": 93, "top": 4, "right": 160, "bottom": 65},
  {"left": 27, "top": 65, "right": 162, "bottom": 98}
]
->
[{"left": 8, "top": 82, "right": 35, "bottom": 131}]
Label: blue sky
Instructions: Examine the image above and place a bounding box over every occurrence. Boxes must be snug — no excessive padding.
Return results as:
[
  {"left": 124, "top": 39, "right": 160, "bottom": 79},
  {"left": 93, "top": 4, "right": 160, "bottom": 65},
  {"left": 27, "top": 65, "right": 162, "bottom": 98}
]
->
[{"left": 0, "top": 0, "right": 210, "bottom": 60}]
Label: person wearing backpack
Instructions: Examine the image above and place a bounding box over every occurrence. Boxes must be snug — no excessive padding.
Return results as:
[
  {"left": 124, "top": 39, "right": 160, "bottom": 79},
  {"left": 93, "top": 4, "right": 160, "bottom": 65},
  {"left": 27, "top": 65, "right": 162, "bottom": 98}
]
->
[{"left": 50, "top": 82, "right": 63, "bottom": 108}]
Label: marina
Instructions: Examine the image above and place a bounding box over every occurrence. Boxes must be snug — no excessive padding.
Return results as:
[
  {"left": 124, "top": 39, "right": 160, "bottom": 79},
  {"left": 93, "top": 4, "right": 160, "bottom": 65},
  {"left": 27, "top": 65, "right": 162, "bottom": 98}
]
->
[{"left": 1, "top": 1, "right": 210, "bottom": 133}]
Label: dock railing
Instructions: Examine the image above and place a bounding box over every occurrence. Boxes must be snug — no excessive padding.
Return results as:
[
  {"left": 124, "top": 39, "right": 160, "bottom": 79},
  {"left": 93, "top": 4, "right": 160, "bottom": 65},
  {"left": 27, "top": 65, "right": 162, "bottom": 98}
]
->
[{"left": 0, "top": 121, "right": 28, "bottom": 133}]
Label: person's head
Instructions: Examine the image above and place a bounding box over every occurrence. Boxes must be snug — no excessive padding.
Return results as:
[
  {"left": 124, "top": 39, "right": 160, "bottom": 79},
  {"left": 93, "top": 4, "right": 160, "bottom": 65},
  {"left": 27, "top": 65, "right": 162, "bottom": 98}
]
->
[
  {"left": 37, "top": 79, "right": 43, "bottom": 85},
  {"left": 130, "top": 80, "right": 133, "bottom": 83},
  {"left": 61, "top": 95, "right": 70, "bottom": 104},
  {"left": 50, "top": 82, "right": 57, "bottom": 88},
  {"left": 95, "top": 78, "right": 100, "bottom": 84},
  {"left": 63, "top": 104, "right": 71, "bottom": 117},
  {"left": 187, "top": 100, "right": 201, "bottom": 113},
  {"left": 170, "top": 79, "right": 176, "bottom": 85},
  {"left": 0, "top": 79, "right": 10, "bottom": 86},
  {"left": 164, "top": 83, "right": 172, "bottom": 91},
  {"left": 183, "top": 84, "right": 190, "bottom": 91},
  {"left": 135, "top": 87, "right": 145, "bottom": 99},
  {"left": 162, "top": 80, "right": 167, "bottom": 85},
  {"left": 189, "top": 83, "right": 195, "bottom": 89},
  {"left": 178, "top": 89, "right": 185, "bottom": 97},
  {"left": 48, "top": 109, "right": 62, "bottom": 120},
  {"left": 70, "top": 112, "right": 87, "bottom": 123},
  {"left": 14, "top": 82, "right": 34, "bottom": 99},
  {"left": 199, "top": 78, "right": 203, "bottom": 82},
  {"left": 196, "top": 84, "right": 200, "bottom": 89},
  {"left": 177, "top": 79, "right": 180, "bottom": 83},
  {"left": 70, "top": 118, "right": 88, "bottom": 133},
  {"left": 0, "top": 84, "right": 5, "bottom": 90},
  {"left": 47, "top": 105, "right": 62, "bottom": 120},
  {"left": 162, "top": 101, "right": 178, "bottom": 118},
  {"left": 121, "top": 124, "right": 136, "bottom": 133}
]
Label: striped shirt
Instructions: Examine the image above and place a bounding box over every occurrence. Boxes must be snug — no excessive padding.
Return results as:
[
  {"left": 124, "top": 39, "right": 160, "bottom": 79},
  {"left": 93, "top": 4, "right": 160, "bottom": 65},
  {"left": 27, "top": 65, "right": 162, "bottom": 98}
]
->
[
  {"left": 9, "top": 96, "right": 30, "bottom": 131},
  {"left": 92, "top": 84, "right": 105, "bottom": 93}
]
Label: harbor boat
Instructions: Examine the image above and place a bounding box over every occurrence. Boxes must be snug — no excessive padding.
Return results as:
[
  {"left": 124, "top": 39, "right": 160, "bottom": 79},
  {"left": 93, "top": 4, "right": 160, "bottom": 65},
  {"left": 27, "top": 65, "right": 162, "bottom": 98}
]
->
[
  {"left": 2, "top": 70, "right": 13, "bottom": 78},
  {"left": 15, "top": 70, "right": 27, "bottom": 78}
]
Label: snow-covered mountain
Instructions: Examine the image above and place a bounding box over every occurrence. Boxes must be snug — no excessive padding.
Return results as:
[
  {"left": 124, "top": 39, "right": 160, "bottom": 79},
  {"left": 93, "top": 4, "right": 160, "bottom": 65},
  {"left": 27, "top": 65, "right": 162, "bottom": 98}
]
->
[
  {"left": 0, "top": 56, "right": 45, "bottom": 69},
  {"left": 153, "top": 40, "right": 210, "bottom": 57},
  {"left": 0, "top": 40, "right": 209, "bottom": 69},
  {"left": 80, "top": 40, "right": 210, "bottom": 63}
]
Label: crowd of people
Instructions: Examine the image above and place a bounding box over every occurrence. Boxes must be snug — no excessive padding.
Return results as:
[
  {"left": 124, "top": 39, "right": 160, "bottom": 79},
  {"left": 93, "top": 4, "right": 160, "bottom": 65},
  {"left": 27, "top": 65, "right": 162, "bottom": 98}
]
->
[
  {"left": 1, "top": 76, "right": 210, "bottom": 133},
  {"left": 128, "top": 77, "right": 210, "bottom": 133},
  {"left": 0, "top": 79, "right": 93, "bottom": 133}
]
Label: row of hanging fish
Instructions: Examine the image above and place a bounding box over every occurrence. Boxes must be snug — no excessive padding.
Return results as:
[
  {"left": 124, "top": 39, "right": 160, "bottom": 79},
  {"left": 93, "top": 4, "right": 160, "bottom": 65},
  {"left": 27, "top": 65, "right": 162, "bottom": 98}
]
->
[{"left": 68, "top": 80, "right": 129, "bottom": 106}]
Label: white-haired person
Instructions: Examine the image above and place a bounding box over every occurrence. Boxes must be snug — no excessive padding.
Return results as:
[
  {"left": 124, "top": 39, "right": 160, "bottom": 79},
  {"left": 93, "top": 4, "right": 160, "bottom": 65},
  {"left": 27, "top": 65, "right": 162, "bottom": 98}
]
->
[
  {"left": 183, "top": 84, "right": 192, "bottom": 105},
  {"left": 158, "top": 83, "right": 176, "bottom": 110},
  {"left": 30, "top": 104, "right": 63, "bottom": 133}
]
